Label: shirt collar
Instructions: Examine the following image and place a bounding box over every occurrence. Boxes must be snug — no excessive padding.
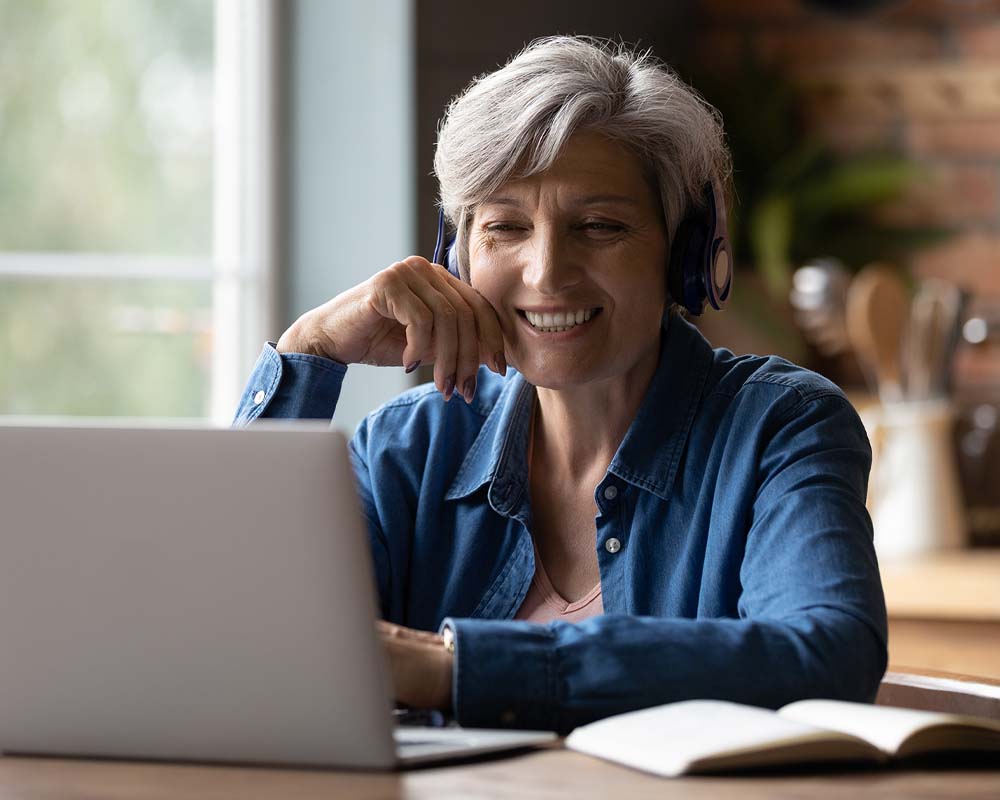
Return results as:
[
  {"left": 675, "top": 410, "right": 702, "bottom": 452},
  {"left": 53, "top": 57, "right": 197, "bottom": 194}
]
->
[{"left": 444, "top": 312, "right": 714, "bottom": 508}]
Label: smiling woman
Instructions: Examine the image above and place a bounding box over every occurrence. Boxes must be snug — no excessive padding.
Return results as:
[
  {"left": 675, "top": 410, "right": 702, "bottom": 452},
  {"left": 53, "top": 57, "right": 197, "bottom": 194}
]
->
[{"left": 233, "top": 36, "right": 887, "bottom": 735}]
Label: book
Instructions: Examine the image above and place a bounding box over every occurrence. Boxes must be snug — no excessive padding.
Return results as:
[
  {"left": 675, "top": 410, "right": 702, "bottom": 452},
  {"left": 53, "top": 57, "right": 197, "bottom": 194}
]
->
[{"left": 564, "top": 699, "right": 1000, "bottom": 776}]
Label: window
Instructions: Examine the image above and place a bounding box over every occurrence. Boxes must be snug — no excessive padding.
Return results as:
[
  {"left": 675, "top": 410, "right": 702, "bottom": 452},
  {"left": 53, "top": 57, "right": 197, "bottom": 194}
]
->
[{"left": 0, "top": 0, "right": 276, "bottom": 422}]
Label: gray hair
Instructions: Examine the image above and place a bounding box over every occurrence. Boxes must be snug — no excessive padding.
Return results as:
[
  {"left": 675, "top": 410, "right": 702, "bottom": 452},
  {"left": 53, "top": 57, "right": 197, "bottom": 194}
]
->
[{"left": 433, "top": 35, "right": 731, "bottom": 282}]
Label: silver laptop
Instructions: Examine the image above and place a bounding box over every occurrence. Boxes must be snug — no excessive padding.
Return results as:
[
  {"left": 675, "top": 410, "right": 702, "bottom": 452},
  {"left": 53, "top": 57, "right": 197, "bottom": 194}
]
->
[{"left": 0, "top": 421, "right": 555, "bottom": 768}]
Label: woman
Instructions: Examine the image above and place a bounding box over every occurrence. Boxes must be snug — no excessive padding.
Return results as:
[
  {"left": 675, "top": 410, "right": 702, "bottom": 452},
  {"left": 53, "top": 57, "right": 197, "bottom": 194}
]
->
[{"left": 234, "top": 36, "right": 887, "bottom": 733}]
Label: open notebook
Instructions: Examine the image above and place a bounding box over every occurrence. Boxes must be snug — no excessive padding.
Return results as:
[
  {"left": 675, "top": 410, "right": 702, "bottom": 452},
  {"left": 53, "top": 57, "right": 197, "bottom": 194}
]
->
[{"left": 565, "top": 699, "right": 1000, "bottom": 776}]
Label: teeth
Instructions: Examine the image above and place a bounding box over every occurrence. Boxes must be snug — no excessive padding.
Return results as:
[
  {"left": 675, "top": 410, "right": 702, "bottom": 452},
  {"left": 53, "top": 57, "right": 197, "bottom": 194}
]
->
[{"left": 524, "top": 308, "right": 596, "bottom": 331}]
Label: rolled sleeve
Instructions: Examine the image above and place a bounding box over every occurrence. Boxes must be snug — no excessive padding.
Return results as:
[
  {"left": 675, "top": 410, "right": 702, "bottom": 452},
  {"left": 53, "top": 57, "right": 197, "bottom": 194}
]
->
[
  {"left": 440, "top": 617, "right": 558, "bottom": 731},
  {"left": 232, "top": 343, "right": 348, "bottom": 425}
]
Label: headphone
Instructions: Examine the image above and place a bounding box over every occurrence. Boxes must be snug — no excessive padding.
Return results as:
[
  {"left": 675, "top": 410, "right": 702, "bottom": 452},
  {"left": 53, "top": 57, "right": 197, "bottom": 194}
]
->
[{"left": 432, "top": 180, "right": 732, "bottom": 316}]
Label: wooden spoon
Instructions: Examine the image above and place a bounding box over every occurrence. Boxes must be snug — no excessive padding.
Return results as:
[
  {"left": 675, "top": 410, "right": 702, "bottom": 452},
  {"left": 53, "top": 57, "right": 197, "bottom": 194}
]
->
[{"left": 846, "top": 263, "right": 909, "bottom": 404}]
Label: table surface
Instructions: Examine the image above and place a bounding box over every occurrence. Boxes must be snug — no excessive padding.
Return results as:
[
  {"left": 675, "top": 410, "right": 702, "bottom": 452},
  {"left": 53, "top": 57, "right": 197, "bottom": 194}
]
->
[
  {"left": 4, "top": 553, "right": 996, "bottom": 799},
  {"left": 1, "top": 747, "right": 998, "bottom": 799},
  {"left": 880, "top": 549, "right": 1000, "bottom": 620}
]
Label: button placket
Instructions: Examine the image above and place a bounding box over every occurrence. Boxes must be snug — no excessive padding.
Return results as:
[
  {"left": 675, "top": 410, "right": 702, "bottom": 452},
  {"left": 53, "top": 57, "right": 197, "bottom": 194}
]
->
[{"left": 599, "top": 482, "right": 623, "bottom": 555}]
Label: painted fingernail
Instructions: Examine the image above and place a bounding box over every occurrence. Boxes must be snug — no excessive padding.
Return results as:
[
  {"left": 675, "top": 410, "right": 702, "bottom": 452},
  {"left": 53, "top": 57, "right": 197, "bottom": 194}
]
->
[
  {"left": 443, "top": 374, "right": 456, "bottom": 402},
  {"left": 405, "top": 360, "right": 421, "bottom": 374},
  {"left": 462, "top": 376, "right": 477, "bottom": 404},
  {"left": 494, "top": 351, "right": 507, "bottom": 376}
]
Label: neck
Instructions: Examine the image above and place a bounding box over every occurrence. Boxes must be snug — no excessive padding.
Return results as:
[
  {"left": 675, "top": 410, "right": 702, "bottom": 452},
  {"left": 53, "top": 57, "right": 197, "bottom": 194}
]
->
[{"left": 532, "top": 340, "right": 661, "bottom": 483}]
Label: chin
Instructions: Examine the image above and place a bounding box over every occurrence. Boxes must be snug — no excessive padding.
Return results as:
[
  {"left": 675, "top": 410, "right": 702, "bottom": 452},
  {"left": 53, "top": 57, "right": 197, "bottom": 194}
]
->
[{"left": 512, "top": 357, "right": 603, "bottom": 390}]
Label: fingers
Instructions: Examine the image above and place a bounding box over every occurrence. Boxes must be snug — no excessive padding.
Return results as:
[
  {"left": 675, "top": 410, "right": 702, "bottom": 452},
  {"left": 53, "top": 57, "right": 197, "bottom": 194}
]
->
[
  {"left": 377, "top": 621, "right": 453, "bottom": 711},
  {"left": 392, "top": 257, "right": 506, "bottom": 403},
  {"left": 447, "top": 277, "right": 507, "bottom": 378},
  {"left": 422, "top": 279, "right": 481, "bottom": 403},
  {"left": 377, "top": 620, "right": 444, "bottom": 646}
]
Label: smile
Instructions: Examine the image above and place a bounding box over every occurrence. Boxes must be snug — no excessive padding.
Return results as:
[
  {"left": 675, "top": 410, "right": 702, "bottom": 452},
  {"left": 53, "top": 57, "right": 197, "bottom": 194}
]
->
[{"left": 518, "top": 307, "right": 602, "bottom": 333}]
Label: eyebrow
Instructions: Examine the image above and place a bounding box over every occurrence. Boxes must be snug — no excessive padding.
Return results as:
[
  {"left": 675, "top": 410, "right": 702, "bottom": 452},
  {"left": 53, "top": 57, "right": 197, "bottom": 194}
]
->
[{"left": 481, "top": 194, "right": 641, "bottom": 208}]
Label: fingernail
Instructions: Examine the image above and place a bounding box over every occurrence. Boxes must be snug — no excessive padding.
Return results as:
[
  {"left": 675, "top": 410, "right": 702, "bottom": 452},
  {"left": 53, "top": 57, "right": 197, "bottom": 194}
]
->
[
  {"left": 443, "top": 374, "right": 456, "bottom": 402},
  {"left": 494, "top": 351, "right": 507, "bottom": 376},
  {"left": 462, "top": 376, "right": 477, "bottom": 404},
  {"left": 405, "top": 360, "right": 421, "bottom": 374}
]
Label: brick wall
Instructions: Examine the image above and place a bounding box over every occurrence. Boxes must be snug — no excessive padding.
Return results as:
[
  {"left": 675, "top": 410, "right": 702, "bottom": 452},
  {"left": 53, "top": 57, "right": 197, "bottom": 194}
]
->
[
  {"left": 698, "top": 0, "right": 1000, "bottom": 543},
  {"left": 698, "top": 0, "right": 1000, "bottom": 388}
]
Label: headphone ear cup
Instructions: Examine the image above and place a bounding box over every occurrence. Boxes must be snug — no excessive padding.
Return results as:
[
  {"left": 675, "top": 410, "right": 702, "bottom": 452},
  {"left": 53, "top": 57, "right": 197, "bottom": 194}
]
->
[
  {"left": 668, "top": 216, "right": 710, "bottom": 316},
  {"left": 668, "top": 180, "right": 733, "bottom": 316},
  {"left": 667, "top": 218, "right": 694, "bottom": 311}
]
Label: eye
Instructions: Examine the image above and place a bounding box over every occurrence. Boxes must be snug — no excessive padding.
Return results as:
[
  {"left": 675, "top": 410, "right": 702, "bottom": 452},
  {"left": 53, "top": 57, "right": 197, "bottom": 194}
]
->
[
  {"left": 481, "top": 221, "right": 529, "bottom": 242},
  {"left": 578, "top": 220, "right": 627, "bottom": 236}
]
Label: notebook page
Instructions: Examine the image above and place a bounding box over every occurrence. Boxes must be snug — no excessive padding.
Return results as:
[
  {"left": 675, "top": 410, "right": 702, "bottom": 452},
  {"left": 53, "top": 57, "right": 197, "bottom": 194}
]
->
[
  {"left": 565, "top": 700, "right": 862, "bottom": 777},
  {"left": 777, "top": 699, "right": 988, "bottom": 755}
]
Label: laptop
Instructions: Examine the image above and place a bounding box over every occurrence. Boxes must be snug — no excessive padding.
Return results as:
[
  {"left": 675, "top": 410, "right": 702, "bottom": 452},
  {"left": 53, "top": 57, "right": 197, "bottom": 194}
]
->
[{"left": 0, "top": 420, "right": 555, "bottom": 768}]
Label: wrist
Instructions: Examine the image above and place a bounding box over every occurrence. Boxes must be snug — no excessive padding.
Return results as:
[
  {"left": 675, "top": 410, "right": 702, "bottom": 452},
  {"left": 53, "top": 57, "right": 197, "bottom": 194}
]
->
[{"left": 276, "top": 315, "right": 327, "bottom": 358}]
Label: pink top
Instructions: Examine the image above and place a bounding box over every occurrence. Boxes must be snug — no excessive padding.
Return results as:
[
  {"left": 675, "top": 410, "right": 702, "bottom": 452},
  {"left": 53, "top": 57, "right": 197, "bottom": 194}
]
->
[
  {"left": 514, "top": 543, "right": 604, "bottom": 623},
  {"left": 513, "top": 401, "right": 604, "bottom": 624}
]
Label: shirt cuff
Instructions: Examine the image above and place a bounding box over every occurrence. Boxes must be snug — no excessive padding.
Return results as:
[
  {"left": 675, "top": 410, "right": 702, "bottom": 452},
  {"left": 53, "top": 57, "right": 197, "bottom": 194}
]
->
[
  {"left": 440, "top": 617, "right": 558, "bottom": 731},
  {"left": 232, "top": 342, "right": 348, "bottom": 424}
]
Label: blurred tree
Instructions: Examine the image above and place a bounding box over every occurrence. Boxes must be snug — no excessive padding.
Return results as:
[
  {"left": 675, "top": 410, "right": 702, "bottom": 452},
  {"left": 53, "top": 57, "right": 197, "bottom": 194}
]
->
[{"left": 0, "top": 0, "right": 214, "bottom": 417}]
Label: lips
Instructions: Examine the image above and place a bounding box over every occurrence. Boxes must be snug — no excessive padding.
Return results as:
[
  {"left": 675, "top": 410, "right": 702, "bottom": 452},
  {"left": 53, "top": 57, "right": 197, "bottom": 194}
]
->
[{"left": 518, "top": 307, "right": 602, "bottom": 333}]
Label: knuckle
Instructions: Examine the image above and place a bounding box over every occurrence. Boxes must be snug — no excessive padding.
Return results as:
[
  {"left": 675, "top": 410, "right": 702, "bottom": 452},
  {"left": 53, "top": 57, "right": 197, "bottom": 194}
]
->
[
  {"left": 402, "top": 255, "right": 431, "bottom": 274},
  {"left": 378, "top": 263, "right": 407, "bottom": 287}
]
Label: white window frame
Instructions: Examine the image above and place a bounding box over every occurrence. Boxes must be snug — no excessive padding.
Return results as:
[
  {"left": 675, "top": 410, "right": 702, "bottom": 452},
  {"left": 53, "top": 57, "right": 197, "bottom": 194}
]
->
[
  {"left": 212, "top": 0, "right": 279, "bottom": 422},
  {"left": 0, "top": 0, "right": 278, "bottom": 424}
]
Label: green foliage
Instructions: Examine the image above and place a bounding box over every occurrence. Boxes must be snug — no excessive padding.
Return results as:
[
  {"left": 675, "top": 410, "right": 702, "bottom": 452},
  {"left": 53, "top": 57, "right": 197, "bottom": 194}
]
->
[
  {"left": 0, "top": 278, "right": 211, "bottom": 416},
  {"left": 0, "top": 0, "right": 214, "bottom": 417},
  {"left": 690, "top": 49, "right": 950, "bottom": 300},
  {"left": 0, "top": 0, "right": 212, "bottom": 253}
]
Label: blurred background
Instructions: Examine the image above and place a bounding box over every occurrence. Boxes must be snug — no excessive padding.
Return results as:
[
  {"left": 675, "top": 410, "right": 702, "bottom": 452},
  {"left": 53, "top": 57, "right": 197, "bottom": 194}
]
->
[{"left": 1, "top": 0, "right": 998, "bottom": 552}]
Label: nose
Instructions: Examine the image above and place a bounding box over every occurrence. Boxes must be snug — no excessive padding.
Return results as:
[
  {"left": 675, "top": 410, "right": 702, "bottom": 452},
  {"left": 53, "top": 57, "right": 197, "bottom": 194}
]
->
[{"left": 521, "top": 224, "right": 582, "bottom": 295}]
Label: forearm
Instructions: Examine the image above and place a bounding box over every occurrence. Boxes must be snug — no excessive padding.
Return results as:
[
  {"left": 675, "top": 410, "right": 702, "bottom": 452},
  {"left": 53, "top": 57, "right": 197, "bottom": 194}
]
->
[{"left": 443, "top": 609, "right": 887, "bottom": 734}]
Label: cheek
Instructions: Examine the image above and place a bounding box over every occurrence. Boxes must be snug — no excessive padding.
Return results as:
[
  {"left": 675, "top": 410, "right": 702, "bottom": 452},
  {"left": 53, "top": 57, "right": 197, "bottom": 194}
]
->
[{"left": 469, "top": 251, "right": 513, "bottom": 308}]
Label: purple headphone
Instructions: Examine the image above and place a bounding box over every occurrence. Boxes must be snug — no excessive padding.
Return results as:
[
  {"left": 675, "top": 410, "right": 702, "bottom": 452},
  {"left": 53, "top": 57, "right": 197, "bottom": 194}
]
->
[{"left": 433, "top": 180, "right": 732, "bottom": 316}]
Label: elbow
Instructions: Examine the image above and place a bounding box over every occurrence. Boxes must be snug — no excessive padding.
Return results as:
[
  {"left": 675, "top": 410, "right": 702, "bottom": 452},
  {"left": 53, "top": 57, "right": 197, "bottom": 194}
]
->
[{"left": 790, "top": 611, "right": 888, "bottom": 704}]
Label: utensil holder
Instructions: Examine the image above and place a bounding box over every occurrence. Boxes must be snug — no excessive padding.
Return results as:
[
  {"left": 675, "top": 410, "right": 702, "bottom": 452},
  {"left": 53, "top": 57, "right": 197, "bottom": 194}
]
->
[{"left": 862, "top": 400, "right": 968, "bottom": 562}]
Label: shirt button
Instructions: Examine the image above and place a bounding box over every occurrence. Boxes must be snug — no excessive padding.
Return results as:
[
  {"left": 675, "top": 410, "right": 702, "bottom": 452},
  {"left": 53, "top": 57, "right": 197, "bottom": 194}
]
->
[
  {"left": 603, "top": 485, "right": 619, "bottom": 501},
  {"left": 605, "top": 537, "right": 622, "bottom": 554},
  {"left": 253, "top": 390, "right": 266, "bottom": 405},
  {"left": 500, "top": 710, "right": 516, "bottom": 726}
]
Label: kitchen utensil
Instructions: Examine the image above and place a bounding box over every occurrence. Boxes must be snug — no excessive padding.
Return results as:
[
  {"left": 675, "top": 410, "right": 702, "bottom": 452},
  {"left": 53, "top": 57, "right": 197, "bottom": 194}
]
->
[
  {"left": 789, "top": 258, "right": 852, "bottom": 356},
  {"left": 904, "top": 280, "right": 968, "bottom": 401},
  {"left": 846, "top": 263, "right": 909, "bottom": 403}
]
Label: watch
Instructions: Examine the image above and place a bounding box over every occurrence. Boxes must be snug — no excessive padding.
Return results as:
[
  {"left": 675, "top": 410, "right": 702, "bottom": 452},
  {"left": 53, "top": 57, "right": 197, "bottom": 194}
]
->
[{"left": 441, "top": 622, "right": 456, "bottom": 655}]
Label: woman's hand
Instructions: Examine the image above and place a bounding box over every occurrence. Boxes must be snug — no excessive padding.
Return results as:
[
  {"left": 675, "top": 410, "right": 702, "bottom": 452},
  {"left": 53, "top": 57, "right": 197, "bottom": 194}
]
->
[
  {"left": 378, "top": 620, "right": 453, "bottom": 711},
  {"left": 276, "top": 256, "right": 507, "bottom": 403}
]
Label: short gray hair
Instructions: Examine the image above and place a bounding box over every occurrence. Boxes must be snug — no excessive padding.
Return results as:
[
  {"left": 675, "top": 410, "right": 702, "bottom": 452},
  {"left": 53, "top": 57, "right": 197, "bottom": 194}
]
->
[{"left": 433, "top": 36, "right": 732, "bottom": 282}]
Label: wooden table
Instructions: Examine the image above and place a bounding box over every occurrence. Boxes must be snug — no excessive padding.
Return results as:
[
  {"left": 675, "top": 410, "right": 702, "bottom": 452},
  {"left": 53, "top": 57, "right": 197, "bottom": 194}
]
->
[
  {"left": 0, "top": 748, "right": 997, "bottom": 800},
  {"left": 2, "top": 553, "right": 996, "bottom": 799},
  {"left": 881, "top": 550, "right": 1000, "bottom": 679}
]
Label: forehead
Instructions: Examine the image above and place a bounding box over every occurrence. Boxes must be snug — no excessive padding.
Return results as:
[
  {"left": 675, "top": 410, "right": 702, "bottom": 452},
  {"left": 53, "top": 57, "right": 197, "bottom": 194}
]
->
[{"left": 485, "top": 130, "right": 656, "bottom": 206}]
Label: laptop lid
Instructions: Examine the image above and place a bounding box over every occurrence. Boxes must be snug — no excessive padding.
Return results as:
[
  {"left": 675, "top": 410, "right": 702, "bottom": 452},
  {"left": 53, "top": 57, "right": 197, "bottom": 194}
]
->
[{"left": 0, "top": 421, "right": 399, "bottom": 768}]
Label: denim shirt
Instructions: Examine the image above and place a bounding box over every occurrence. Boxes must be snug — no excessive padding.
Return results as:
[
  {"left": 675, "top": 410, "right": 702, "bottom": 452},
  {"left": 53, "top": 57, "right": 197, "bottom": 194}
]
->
[{"left": 233, "top": 313, "right": 887, "bottom": 734}]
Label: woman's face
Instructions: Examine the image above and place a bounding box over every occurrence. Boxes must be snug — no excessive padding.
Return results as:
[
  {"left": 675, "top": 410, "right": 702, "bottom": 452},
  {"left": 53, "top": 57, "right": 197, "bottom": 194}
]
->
[{"left": 469, "top": 130, "right": 669, "bottom": 391}]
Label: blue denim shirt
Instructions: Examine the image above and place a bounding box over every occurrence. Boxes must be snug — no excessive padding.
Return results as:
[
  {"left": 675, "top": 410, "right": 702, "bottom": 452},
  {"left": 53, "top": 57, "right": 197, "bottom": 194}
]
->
[{"left": 234, "top": 313, "right": 887, "bottom": 734}]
